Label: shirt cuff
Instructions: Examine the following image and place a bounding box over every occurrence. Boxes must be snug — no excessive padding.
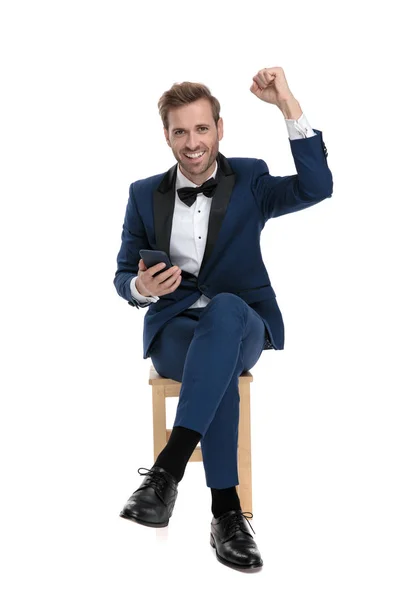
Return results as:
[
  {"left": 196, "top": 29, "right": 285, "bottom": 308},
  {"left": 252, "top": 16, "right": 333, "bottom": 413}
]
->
[
  {"left": 130, "top": 276, "right": 159, "bottom": 304},
  {"left": 285, "top": 112, "right": 316, "bottom": 140}
]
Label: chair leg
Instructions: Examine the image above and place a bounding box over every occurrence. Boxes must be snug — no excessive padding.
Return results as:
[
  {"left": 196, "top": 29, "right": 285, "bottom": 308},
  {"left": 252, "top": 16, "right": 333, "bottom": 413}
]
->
[
  {"left": 237, "top": 381, "right": 252, "bottom": 516},
  {"left": 152, "top": 386, "right": 167, "bottom": 463}
]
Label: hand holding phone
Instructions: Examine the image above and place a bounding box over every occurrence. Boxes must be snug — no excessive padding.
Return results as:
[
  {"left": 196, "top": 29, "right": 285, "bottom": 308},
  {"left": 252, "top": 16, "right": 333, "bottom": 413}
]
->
[{"left": 137, "top": 249, "right": 182, "bottom": 297}]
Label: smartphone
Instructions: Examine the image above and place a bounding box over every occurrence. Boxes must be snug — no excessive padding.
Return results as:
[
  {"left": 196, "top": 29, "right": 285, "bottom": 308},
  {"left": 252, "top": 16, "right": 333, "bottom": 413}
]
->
[{"left": 139, "top": 249, "right": 174, "bottom": 275}]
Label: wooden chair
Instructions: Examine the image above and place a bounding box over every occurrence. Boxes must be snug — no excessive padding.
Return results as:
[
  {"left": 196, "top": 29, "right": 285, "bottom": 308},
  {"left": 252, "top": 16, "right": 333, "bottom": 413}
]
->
[{"left": 149, "top": 362, "right": 254, "bottom": 516}]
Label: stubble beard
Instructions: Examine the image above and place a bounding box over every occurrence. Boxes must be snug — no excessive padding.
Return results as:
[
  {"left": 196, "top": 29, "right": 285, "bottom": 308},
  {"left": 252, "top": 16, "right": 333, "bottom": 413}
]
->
[{"left": 176, "top": 143, "right": 219, "bottom": 180}]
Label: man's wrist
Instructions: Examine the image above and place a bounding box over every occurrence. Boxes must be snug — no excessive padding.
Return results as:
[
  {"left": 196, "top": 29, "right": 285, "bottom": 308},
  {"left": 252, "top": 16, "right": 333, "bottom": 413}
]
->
[
  {"left": 278, "top": 96, "right": 302, "bottom": 120},
  {"left": 135, "top": 277, "right": 151, "bottom": 297}
]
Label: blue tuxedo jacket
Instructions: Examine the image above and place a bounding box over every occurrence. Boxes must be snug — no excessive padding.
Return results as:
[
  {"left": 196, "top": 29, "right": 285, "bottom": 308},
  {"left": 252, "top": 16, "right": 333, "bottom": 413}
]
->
[{"left": 114, "top": 129, "right": 333, "bottom": 359}]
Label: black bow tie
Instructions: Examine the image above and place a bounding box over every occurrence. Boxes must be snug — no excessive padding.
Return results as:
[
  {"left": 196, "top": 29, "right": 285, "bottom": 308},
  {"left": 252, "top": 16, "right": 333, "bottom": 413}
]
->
[{"left": 177, "top": 177, "right": 218, "bottom": 207}]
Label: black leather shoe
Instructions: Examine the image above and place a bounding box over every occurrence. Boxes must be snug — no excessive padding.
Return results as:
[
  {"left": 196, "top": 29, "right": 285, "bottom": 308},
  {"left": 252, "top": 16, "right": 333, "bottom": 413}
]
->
[
  {"left": 210, "top": 510, "right": 263, "bottom": 570},
  {"left": 119, "top": 466, "right": 179, "bottom": 528}
]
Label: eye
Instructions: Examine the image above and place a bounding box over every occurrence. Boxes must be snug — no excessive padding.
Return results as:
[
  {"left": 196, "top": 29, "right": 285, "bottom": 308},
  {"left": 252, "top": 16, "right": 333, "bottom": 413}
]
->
[{"left": 174, "top": 127, "right": 208, "bottom": 135}]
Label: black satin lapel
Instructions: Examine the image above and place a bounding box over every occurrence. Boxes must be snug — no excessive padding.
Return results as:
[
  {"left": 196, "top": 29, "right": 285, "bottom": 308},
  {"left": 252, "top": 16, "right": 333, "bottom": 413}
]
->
[
  {"left": 198, "top": 154, "right": 235, "bottom": 277},
  {"left": 153, "top": 163, "right": 178, "bottom": 257},
  {"left": 152, "top": 152, "right": 236, "bottom": 275}
]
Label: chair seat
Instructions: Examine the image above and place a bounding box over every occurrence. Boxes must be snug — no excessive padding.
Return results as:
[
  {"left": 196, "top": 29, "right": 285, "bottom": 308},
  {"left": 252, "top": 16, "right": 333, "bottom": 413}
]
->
[{"left": 149, "top": 364, "right": 253, "bottom": 385}]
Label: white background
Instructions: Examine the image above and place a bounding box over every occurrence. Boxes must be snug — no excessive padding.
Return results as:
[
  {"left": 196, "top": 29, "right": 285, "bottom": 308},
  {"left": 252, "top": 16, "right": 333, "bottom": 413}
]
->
[{"left": 1, "top": 0, "right": 399, "bottom": 597}]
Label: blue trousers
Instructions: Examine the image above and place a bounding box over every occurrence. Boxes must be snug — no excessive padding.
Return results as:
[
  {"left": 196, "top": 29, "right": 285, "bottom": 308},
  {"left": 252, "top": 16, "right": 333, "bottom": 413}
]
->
[{"left": 149, "top": 293, "right": 267, "bottom": 489}]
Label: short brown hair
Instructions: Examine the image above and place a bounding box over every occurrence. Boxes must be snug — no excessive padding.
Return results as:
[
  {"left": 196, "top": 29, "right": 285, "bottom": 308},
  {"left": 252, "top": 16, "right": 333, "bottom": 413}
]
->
[{"left": 158, "top": 82, "right": 221, "bottom": 131}]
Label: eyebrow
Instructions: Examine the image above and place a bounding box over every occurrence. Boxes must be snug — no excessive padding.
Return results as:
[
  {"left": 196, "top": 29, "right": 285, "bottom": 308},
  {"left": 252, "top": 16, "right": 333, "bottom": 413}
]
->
[{"left": 172, "top": 124, "right": 210, "bottom": 132}]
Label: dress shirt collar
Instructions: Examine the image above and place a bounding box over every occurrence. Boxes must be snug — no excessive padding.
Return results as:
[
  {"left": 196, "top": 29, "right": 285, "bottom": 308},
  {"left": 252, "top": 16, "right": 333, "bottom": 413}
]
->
[{"left": 176, "top": 160, "right": 218, "bottom": 190}]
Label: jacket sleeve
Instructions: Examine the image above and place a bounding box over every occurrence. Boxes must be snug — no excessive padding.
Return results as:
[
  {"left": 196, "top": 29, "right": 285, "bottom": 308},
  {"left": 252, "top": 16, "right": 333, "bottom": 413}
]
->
[
  {"left": 113, "top": 183, "right": 152, "bottom": 309},
  {"left": 250, "top": 129, "right": 333, "bottom": 222}
]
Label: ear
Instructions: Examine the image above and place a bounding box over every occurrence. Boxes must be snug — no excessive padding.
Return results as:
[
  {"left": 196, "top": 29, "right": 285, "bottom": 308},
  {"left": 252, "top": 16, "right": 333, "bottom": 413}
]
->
[
  {"left": 164, "top": 128, "right": 171, "bottom": 147},
  {"left": 217, "top": 117, "right": 224, "bottom": 141}
]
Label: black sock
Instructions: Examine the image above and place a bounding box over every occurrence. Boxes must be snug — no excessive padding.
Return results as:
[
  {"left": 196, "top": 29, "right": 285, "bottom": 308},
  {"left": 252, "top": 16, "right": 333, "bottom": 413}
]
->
[
  {"left": 211, "top": 486, "right": 242, "bottom": 518},
  {"left": 152, "top": 425, "right": 202, "bottom": 483}
]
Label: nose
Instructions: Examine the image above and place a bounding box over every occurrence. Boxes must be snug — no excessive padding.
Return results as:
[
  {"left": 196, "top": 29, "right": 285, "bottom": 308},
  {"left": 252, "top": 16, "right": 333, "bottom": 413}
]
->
[{"left": 185, "top": 132, "right": 202, "bottom": 151}]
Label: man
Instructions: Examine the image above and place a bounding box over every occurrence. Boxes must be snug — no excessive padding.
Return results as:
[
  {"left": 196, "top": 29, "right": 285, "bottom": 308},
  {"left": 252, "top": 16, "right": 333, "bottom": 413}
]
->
[{"left": 114, "top": 67, "right": 333, "bottom": 571}]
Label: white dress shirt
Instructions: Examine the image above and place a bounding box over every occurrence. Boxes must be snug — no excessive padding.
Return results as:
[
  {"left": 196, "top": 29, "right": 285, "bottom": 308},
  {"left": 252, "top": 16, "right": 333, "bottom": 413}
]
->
[{"left": 130, "top": 112, "right": 316, "bottom": 307}]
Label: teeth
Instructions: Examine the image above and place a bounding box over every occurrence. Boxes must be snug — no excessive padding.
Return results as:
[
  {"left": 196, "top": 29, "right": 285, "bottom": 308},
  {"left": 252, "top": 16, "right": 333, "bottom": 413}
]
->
[{"left": 185, "top": 151, "right": 205, "bottom": 158}]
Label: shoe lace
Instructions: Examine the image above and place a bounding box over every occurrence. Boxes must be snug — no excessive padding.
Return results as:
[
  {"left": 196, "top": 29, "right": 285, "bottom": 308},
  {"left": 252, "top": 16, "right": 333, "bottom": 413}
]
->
[
  {"left": 225, "top": 511, "right": 256, "bottom": 537},
  {"left": 137, "top": 467, "right": 169, "bottom": 496}
]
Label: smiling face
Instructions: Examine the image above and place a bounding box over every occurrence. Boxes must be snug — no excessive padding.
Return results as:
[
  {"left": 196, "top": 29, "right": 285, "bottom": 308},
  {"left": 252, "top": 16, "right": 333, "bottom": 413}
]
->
[{"left": 163, "top": 98, "right": 224, "bottom": 185}]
